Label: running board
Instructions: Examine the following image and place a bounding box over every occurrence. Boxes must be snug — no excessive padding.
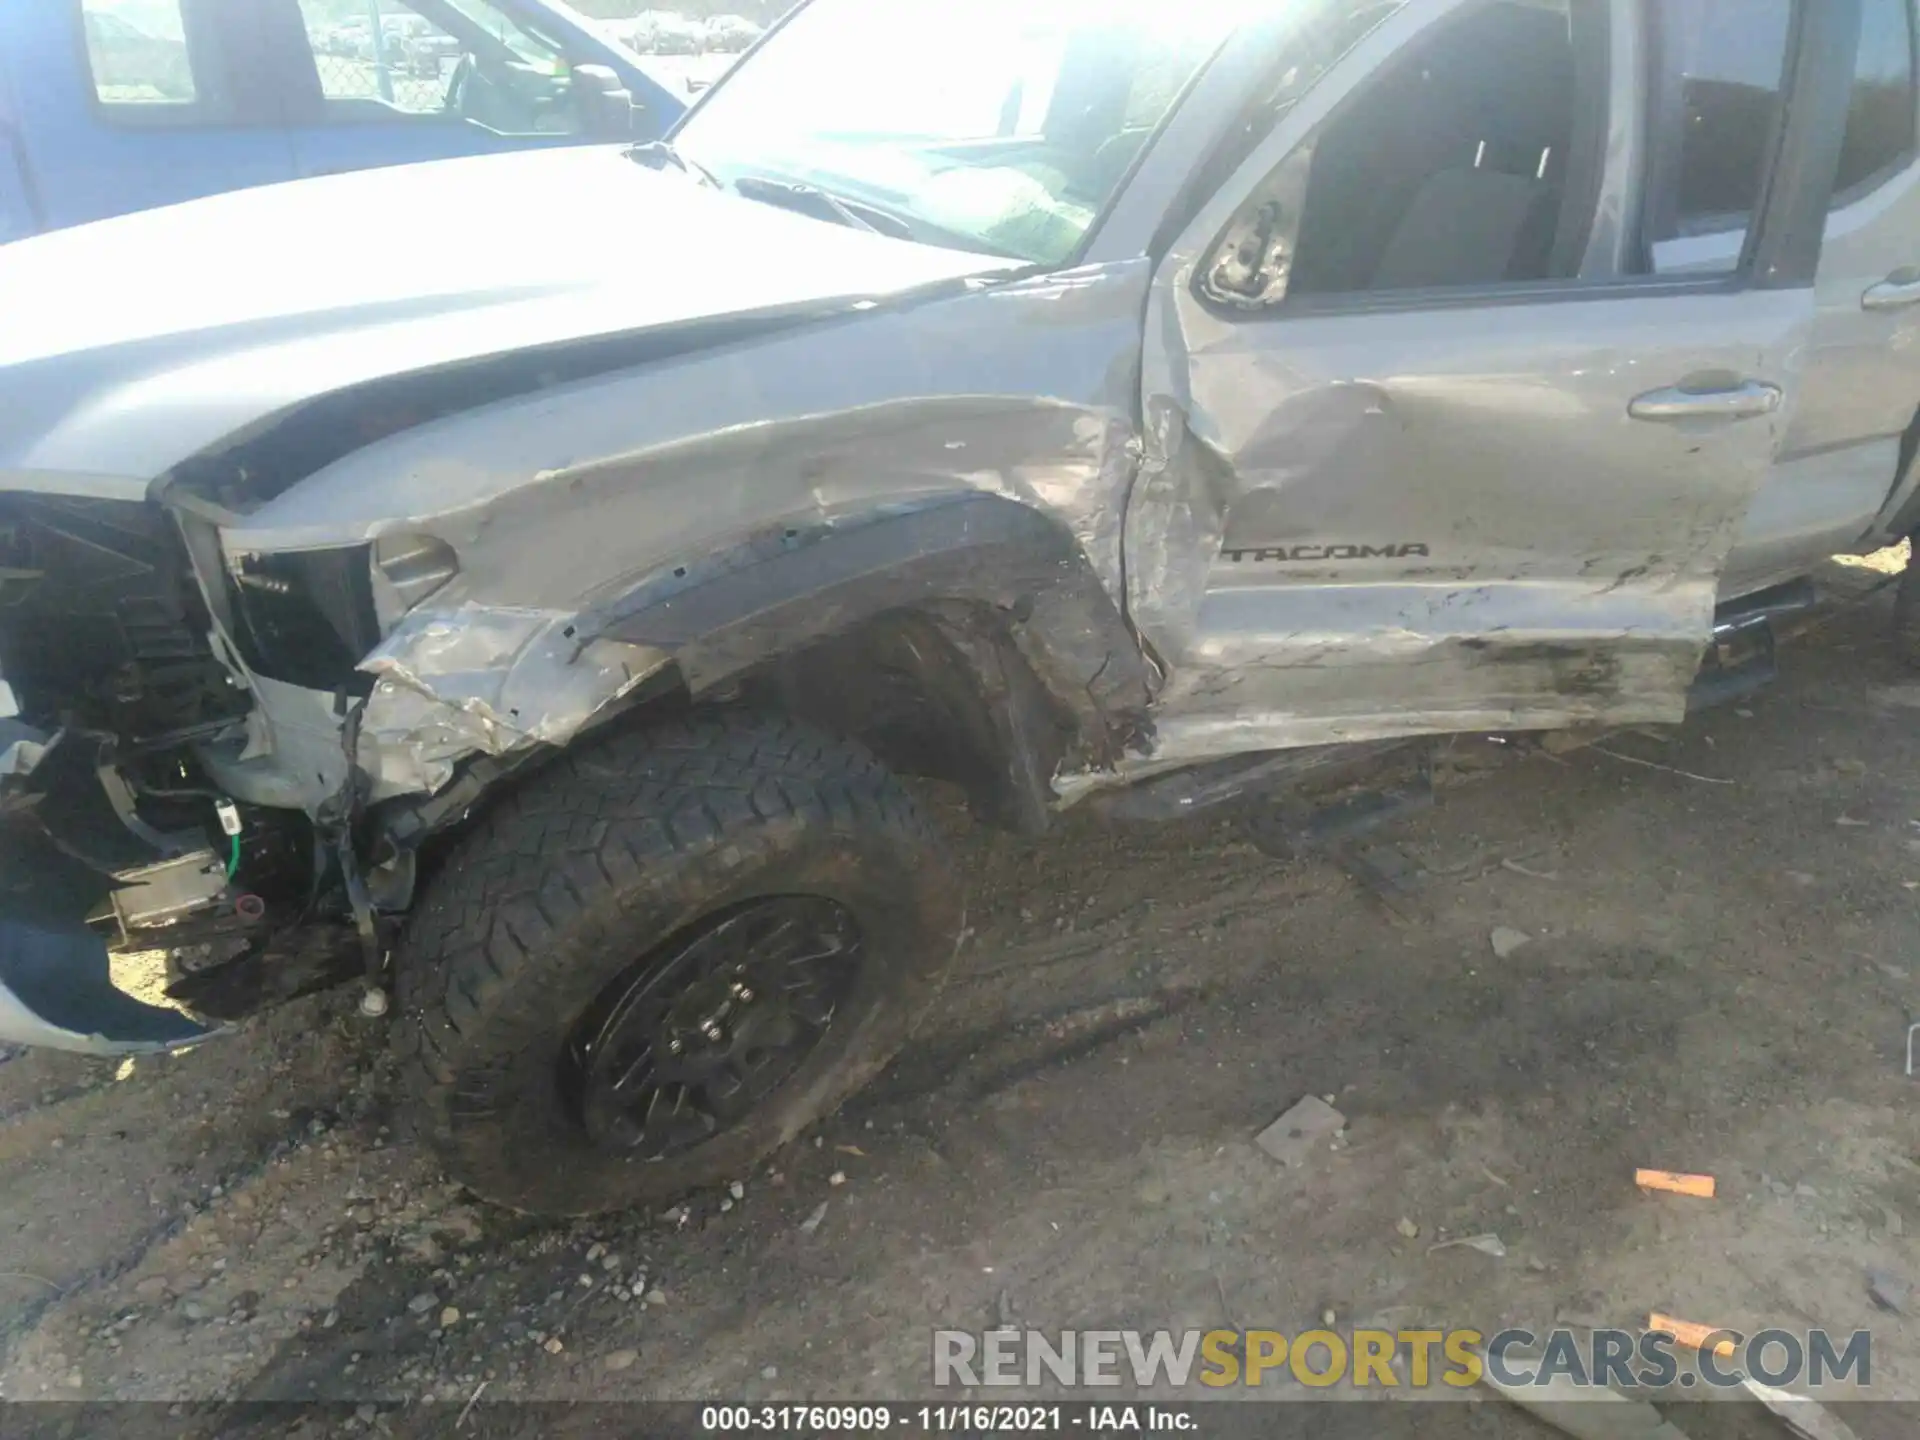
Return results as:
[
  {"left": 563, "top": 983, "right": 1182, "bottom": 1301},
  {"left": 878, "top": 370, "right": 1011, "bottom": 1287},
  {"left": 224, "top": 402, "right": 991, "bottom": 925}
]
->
[
  {"left": 1688, "top": 578, "right": 1816, "bottom": 714},
  {"left": 1244, "top": 776, "right": 1436, "bottom": 860}
]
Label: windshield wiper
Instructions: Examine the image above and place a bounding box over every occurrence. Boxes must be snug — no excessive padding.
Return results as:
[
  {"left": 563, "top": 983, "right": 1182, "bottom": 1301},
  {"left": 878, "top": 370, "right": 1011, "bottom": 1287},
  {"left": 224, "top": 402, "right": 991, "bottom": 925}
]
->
[
  {"left": 729, "top": 175, "right": 912, "bottom": 239},
  {"left": 624, "top": 140, "right": 719, "bottom": 188}
]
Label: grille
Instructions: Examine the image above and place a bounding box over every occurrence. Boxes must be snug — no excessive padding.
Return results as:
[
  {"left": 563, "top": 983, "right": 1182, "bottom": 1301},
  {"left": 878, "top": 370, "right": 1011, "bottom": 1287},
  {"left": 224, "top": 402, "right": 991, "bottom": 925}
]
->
[{"left": 0, "top": 495, "right": 246, "bottom": 743}]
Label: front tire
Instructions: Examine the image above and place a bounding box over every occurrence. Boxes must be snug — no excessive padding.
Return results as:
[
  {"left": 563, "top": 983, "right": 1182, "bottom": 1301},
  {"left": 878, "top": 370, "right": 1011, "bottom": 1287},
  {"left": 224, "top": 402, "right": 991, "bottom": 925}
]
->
[{"left": 396, "top": 711, "right": 961, "bottom": 1216}]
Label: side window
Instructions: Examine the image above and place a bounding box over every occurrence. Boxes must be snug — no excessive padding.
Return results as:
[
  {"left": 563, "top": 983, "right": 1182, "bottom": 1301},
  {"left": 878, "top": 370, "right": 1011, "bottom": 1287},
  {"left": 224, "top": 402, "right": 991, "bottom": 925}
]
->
[
  {"left": 82, "top": 0, "right": 209, "bottom": 111},
  {"left": 1641, "top": 0, "right": 1794, "bottom": 272},
  {"left": 291, "top": 0, "right": 582, "bottom": 134},
  {"left": 1121, "top": 39, "right": 1216, "bottom": 131},
  {"left": 1834, "top": 0, "right": 1918, "bottom": 201},
  {"left": 1204, "top": 0, "right": 1601, "bottom": 307},
  {"left": 295, "top": 1, "right": 459, "bottom": 115}
]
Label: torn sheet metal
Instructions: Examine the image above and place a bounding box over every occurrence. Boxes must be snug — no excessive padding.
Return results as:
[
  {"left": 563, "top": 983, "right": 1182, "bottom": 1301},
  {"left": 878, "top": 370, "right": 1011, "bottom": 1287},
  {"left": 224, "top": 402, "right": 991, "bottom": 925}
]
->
[
  {"left": 216, "top": 262, "right": 1153, "bottom": 619},
  {"left": 180, "top": 262, "right": 1155, "bottom": 812},
  {"left": 194, "top": 675, "right": 357, "bottom": 813},
  {"left": 357, "top": 606, "right": 669, "bottom": 800}
]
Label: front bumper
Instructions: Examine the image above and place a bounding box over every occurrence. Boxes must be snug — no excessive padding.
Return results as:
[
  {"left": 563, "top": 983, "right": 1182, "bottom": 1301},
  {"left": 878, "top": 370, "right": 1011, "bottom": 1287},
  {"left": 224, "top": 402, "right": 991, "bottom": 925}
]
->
[
  {"left": 0, "top": 917, "right": 214, "bottom": 1056},
  {"left": 0, "top": 699, "right": 217, "bottom": 1056}
]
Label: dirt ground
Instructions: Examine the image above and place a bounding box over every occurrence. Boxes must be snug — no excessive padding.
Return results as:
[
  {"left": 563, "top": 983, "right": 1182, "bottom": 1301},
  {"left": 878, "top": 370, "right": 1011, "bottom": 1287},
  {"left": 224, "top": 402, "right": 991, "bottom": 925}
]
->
[{"left": 1, "top": 556, "right": 1917, "bottom": 1435}]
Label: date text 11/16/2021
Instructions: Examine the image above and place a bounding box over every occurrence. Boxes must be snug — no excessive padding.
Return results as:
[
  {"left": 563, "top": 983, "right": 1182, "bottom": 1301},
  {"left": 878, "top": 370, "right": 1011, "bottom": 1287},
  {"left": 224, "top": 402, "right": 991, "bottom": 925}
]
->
[{"left": 698, "top": 1403, "right": 1198, "bottom": 1432}]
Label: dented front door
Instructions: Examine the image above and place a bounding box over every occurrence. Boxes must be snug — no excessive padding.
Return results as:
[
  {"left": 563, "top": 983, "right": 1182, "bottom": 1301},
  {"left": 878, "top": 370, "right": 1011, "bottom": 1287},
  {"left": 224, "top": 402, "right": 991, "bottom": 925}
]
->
[
  {"left": 1124, "top": 0, "right": 1820, "bottom": 762},
  {"left": 1129, "top": 293, "right": 1808, "bottom": 758}
]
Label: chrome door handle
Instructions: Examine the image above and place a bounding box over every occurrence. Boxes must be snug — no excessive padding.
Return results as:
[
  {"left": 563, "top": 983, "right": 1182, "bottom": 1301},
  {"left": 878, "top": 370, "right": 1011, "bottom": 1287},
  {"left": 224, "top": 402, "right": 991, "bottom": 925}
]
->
[
  {"left": 1628, "top": 380, "right": 1782, "bottom": 422},
  {"left": 1863, "top": 276, "right": 1920, "bottom": 310}
]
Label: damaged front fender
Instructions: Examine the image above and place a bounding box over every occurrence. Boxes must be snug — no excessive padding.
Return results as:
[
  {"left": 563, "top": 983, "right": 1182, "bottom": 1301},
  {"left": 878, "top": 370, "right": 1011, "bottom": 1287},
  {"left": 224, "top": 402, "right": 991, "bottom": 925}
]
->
[
  {"left": 349, "top": 491, "right": 1155, "bottom": 812},
  {"left": 187, "top": 262, "right": 1158, "bottom": 825},
  {"left": 357, "top": 606, "right": 668, "bottom": 801}
]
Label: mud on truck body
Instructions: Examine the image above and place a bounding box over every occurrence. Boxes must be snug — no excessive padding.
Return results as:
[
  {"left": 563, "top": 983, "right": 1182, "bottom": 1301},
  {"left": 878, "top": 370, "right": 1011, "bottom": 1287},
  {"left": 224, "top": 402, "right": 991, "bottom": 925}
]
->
[{"left": 6, "top": 0, "right": 1920, "bottom": 1214}]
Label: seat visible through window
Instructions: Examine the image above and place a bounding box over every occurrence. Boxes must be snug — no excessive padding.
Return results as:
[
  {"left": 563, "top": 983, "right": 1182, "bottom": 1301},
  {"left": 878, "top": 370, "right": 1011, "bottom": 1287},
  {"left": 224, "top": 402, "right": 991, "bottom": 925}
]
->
[{"left": 1289, "top": 1, "right": 1589, "bottom": 297}]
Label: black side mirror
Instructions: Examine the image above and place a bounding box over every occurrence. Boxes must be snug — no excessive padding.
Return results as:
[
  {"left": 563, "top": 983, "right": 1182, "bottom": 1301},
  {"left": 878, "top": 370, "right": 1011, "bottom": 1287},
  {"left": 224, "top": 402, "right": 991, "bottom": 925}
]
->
[{"left": 572, "top": 63, "right": 642, "bottom": 138}]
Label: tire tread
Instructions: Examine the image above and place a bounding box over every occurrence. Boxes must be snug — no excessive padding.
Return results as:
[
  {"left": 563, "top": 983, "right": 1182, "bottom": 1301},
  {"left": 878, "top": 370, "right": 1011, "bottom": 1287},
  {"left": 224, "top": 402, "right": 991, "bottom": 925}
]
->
[{"left": 394, "top": 710, "right": 951, "bottom": 1214}]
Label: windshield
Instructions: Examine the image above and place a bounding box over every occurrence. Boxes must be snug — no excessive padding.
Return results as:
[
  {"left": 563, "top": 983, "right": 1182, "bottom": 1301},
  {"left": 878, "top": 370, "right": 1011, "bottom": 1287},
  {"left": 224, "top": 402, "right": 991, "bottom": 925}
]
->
[
  {"left": 440, "top": 0, "right": 567, "bottom": 68},
  {"left": 674, "top": 0, "right": 1246, "bottom": 263}
]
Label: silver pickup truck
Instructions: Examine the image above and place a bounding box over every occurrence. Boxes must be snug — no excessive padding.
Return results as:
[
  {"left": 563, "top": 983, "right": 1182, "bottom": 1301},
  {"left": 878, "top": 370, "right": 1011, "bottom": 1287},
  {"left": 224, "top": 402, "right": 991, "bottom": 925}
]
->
[{"left": 4, "top": 0, "right": 1920, "bottom": 1215}]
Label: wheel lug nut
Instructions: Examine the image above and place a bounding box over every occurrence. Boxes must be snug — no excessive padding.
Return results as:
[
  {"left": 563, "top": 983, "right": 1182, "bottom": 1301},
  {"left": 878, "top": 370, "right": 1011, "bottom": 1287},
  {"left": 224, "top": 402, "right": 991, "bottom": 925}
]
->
[
  {"left": 668, "top": 1038, "right": 683, "bottom": 1055},
  {"left": 701, "top": 1022, "right": 722, "bottom": 1041},
  {"left": 736, "top": 987, "right": 754, "bottom": 1003}
]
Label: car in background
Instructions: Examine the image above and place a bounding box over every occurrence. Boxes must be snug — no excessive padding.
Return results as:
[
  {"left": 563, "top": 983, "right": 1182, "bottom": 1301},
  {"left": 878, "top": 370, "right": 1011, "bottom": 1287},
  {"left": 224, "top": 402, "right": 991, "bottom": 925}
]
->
[
  {"left": 648, "top": 15, "right": 704, "bottom": 54},
  {"left": 0, "top": 0, "right": 687, "bottom": 241},
  {"left": 702, "top": 14, "right": 762, "bottom": 53},
  {"left": 601, "top": 9, "right": 739, "bottom": 93},
  {"left": 317, "top": 21, "right": 371, "bottom": 57},
  {"left": 404, "top": 26, "right": 465, "bottom": 76},
  {"left": 600, "top": 15, "right": 650, "bottom": 51}
]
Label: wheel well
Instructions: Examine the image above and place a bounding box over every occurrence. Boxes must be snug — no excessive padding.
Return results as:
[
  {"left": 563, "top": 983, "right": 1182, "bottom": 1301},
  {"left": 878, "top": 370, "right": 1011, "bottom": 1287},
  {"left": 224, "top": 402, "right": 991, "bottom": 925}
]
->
[
  {"left": 376, "top": 600, "right": 1071, "bottom": 889},
  {"left": 377, "top": 489, "right": 1153, "bottom": 873},
  {"left": 735, "top": 603, "right": 1073, "bottom": 834}
]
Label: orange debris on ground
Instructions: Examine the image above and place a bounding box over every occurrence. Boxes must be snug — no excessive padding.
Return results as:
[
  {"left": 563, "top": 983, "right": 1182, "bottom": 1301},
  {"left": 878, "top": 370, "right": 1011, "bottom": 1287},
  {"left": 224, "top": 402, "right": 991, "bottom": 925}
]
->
[
  {"left": 1649, "top": 1312, "right": 1738, "bottom": 1357},
  {"left": 1635, "top": 1168, "right": 1716, "bottom": 1198}
]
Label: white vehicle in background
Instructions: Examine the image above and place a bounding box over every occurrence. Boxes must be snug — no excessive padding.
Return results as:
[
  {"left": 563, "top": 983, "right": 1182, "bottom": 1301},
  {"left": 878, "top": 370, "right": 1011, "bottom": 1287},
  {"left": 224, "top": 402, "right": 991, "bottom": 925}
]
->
[
  {"left": 317, "top": 22, "right": 369, "bottom": 57},
  {"left": 605, "top": 9, "right": 749, "bottom": 93},
  {"left": 703, "top": 14, "right": 764, "bottom": 53},
  {"left": 649, "top": 14, "right": 705, "bottom": 54}
]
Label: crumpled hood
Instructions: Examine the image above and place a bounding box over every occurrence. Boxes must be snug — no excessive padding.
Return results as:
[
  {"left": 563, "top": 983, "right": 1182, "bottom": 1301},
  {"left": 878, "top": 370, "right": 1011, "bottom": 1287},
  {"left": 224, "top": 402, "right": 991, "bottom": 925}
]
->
[{"left": 0, "top": 145, "right": 1007, "bottom": 491}]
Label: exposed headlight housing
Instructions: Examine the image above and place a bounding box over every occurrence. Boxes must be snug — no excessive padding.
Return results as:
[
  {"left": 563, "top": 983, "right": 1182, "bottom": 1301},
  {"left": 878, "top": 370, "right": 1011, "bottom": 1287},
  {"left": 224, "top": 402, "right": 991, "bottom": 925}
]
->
[
  {"left": 370, "top": 532, "right": 460, "bottom": 631},
  {"left": 226, "top": 546, "right": 381, "bottom": 691}
]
